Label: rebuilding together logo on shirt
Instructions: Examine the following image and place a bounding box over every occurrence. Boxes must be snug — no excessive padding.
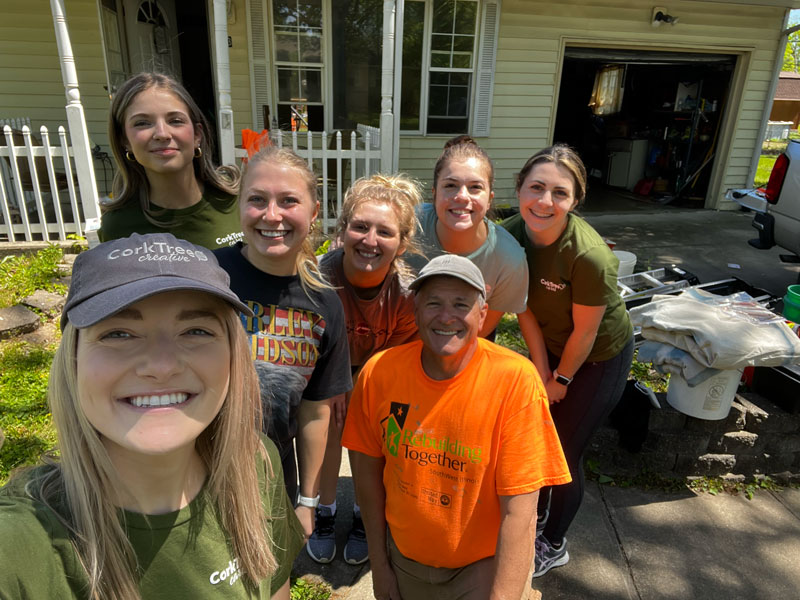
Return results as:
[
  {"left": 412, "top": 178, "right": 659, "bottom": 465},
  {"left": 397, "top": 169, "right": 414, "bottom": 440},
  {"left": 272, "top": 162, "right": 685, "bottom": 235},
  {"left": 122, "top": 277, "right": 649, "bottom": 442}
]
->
[{"left": 381, "top": 402, "right": 483, "bottom": 474}]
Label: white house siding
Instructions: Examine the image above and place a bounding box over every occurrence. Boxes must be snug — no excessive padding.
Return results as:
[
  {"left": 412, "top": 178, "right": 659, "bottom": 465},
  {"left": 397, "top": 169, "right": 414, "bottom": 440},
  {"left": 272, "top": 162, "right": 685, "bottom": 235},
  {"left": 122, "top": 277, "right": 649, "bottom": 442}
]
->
[
  {"left": 397, "top": 0, "right": 787, "bottom": 209},
  {"left": 226, "top": 0, "right": 254, "bottom": 133},
  {"left": 0, "top": 0, "right": 111, "bottom": 154}
]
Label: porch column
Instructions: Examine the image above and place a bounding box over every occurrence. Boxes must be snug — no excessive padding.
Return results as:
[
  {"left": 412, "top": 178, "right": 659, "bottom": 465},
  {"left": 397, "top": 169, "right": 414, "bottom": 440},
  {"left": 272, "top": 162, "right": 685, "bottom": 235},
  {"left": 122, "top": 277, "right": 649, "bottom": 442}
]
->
[
  {"left": 380, "top": 0, "right": 396, "bottom": 172},
  {"left": 212, "top": 0, "right": 235, "bottom": 166},
  {"left": 49, "top": 0, "right": 100, "bottom": 223}
]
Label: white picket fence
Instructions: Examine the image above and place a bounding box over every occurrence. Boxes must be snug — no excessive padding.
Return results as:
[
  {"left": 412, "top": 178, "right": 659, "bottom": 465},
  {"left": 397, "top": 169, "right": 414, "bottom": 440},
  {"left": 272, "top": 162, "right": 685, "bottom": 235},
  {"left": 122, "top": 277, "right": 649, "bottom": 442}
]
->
[
  {"left": 235, "top": 127, "right": 381, "bottom": 233},
  {"left": 1, "top": 122, "right": 84, "bottom": 242},
  {"left": 1, "top": 123, "right": 380, "bottom": 244}
]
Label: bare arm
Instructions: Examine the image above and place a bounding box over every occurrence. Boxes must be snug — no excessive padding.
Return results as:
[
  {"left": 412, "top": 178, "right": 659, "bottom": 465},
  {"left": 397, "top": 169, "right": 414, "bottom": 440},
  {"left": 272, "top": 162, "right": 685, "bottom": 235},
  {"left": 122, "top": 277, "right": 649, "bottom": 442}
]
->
[
  {"left": 490, "top": 491, "right": 539, "bottom": 600},
  {"left": 352, "top": 452, "right": 402, "bottom": 600},
  {"left": 296, "top": 398, "right": 332, "bottom": 537},
  {"left": 545, "top": 303, "right": 606, "bottom": 403},
  {"left": 271, "top": 578, "right": 290, "bottom": 600},
  {"left": 516, "top": 308, "right": 550, "bottom": 383},
  {"left": 480, "top": 308, "right": 506, "bottom": 337}
]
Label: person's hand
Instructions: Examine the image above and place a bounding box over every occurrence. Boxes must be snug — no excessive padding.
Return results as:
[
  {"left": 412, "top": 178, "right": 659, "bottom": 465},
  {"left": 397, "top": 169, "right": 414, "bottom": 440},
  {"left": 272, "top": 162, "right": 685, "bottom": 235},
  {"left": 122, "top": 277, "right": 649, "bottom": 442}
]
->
[
  {"left": 294, "top": 505, "right": 315, "bottom": 539},
  {"left": 331, "top": 394, "right": 347, "bottom": 431},
  {"left": 372, "top": 559, "right": 402, "bottom": 600},
  {"left": 545, "top": 378, "right": 568, "bottom": 404}
]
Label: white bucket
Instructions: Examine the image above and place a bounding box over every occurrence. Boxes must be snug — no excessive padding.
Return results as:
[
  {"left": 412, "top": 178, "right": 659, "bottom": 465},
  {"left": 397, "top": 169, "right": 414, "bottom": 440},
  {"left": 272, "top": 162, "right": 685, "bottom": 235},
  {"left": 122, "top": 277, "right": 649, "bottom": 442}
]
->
[
  {"left": 666, "top": 368, "right": 743, "bottom": 420},
  {"left": 613, "top": 250, "right": 637, "bottom": 277}
]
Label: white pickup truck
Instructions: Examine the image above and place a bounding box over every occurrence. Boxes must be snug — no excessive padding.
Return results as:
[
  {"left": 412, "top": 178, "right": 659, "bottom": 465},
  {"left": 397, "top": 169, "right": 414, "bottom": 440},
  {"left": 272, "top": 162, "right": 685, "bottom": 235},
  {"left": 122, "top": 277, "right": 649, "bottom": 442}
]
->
[{"left": 727, "top": 140, "right": 800, "bottom": 282}]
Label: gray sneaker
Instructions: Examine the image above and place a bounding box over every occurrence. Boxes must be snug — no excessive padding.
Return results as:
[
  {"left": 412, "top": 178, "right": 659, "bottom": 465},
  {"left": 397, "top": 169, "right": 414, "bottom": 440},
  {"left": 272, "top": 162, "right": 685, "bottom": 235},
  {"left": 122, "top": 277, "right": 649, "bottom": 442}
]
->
[
  {"left": 533, "top": 536, "right": 569, "bottom": 578},
  {"left": 343, "top": 511, "right": 369, "bottom": 565},
  {"left": 306, "top": 506, "right": 336, "bottom": 563}
]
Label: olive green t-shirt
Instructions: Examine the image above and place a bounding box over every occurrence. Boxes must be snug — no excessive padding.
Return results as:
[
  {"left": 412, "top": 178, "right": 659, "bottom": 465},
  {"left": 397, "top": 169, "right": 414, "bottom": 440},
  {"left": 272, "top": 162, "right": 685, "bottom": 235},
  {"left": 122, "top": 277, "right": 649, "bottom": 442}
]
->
[
  {"left": 0, "top": 438, "right": 303, "bottom": 599},
  {"left": 98, "top": 188, "right": 243, "bottom": 250},
  {"left": 502, "top": 212, "right": 633, "bottom": 362}
]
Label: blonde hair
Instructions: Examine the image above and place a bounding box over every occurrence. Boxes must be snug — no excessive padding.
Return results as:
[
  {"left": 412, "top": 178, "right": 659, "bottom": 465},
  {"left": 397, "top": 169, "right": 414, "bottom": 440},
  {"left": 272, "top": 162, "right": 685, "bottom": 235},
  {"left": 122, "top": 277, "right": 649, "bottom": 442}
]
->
[
  {"left": 515, "top": 144, "right": 588, "bottom": 206},
  {"left": 335, "top": 173, "right": 423, "bottom": 276},
  {"left": 27, "top": 306, "right": 275, "bottom": 600},
  {"left": 105, "top": 73, "right": 241, "bottom": 222},
  {"left": 241, "top": 146, "right": 332, "bottom": 294}
]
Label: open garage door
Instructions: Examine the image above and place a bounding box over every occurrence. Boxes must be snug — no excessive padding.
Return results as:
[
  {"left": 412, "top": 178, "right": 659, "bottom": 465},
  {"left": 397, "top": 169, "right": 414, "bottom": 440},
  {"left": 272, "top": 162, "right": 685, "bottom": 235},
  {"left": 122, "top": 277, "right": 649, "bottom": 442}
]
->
[{"left": 554, "top": 47, "right": 736, "bottom": 211}]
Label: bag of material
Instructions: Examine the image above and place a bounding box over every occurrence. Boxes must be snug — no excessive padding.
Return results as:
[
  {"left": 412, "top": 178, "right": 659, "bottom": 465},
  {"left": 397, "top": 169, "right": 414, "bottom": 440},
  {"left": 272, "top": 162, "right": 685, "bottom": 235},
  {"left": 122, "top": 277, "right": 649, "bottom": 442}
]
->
[{"left": 630, "top": 289, "right": 800, "bottom": 371}]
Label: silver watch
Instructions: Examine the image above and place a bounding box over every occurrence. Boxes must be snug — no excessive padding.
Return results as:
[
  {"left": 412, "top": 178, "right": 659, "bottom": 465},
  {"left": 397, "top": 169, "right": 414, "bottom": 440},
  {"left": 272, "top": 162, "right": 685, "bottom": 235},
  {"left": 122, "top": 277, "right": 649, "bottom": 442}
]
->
[{"left": 297, "top": 493, "right": 320, "bottom": 508}]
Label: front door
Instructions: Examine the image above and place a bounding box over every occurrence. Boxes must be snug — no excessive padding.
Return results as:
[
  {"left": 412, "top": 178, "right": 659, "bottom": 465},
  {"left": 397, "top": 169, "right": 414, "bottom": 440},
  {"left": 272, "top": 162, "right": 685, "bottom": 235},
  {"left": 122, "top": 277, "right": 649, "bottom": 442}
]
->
[{"left": 123, "top": 0, "right": 181, "bottom": 78}]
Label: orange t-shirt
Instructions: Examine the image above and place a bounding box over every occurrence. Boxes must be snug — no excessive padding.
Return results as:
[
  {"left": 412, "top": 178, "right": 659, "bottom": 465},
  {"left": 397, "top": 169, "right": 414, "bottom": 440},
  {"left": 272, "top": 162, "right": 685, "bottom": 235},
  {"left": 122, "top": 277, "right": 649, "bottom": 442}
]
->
[{"left": 342, "top": 338, "right": 571, "bottom": 568}]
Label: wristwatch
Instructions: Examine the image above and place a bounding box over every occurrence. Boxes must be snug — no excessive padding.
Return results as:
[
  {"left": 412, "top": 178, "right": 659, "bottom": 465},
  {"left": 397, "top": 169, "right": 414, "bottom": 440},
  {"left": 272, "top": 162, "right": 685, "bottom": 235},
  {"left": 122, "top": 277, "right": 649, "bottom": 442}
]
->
[
  {"left": 553, "top": 369, "right": 573, "bottom": 386},
  {"left": 296, "top": 493, "right": 320, "bottom": 508}
]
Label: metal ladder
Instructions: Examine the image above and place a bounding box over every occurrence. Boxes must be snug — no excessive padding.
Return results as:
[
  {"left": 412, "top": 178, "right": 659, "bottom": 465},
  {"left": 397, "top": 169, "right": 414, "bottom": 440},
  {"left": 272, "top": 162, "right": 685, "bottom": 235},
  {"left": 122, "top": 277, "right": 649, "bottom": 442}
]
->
[{"left": 618, "top": 266, "right": 699, "bottom": 306}]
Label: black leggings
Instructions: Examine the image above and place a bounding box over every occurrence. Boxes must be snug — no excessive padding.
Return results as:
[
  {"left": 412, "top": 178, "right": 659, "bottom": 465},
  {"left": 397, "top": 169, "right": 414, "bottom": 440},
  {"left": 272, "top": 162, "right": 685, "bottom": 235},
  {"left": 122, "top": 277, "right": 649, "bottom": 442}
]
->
[{"left": 539, "top": 337, "right": 634, "bottom": 544}]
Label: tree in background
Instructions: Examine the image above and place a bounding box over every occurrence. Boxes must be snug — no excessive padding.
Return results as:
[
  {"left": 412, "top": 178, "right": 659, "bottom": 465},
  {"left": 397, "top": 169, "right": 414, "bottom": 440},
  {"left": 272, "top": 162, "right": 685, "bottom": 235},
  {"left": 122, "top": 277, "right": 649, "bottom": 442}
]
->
[
  {"left": 783, "top": 30, "right": 800, "bottom": 72},
  {"left": 785, "top": 11, "right": 800, "bottom": 73}
]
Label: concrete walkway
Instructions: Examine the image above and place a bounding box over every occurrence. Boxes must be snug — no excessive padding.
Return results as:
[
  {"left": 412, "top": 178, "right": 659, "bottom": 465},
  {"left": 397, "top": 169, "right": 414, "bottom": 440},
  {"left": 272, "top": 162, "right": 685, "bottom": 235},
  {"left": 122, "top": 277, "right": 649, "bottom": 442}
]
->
[
  {"left": 530, "top": 482, "right": 800, "bottom": 600},
  {"left": 292, "top": 451, "right": 800, "bottom": 600}
]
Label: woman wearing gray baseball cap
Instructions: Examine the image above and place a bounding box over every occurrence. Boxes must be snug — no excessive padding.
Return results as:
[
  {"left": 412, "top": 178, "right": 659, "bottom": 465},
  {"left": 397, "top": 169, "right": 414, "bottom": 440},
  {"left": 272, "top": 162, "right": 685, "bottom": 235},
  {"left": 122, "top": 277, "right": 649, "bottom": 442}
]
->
[{"left": 0, "top": 233, "right": 303, "bottom": 599}]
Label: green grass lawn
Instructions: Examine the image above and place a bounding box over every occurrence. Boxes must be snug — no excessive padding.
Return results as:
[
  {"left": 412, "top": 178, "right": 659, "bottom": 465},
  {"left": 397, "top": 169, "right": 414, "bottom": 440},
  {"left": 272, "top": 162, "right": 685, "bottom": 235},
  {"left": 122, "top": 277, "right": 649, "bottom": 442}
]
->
[
  {"left": 0, "top": 245, "right": 67, "bottom": 309},
  {"left": 755, "top": 154, "right": 777, "bottom": 188},
  {"left": 0, "top": 340, "right": 58, "bottom": 485}
]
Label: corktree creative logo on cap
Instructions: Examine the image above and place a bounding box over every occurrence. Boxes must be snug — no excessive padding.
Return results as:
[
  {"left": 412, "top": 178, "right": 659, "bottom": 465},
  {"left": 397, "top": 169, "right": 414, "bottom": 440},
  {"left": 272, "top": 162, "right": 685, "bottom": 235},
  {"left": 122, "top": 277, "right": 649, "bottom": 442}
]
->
[{"left": 107, "top": 239, "right": 209, "bottom": 263}]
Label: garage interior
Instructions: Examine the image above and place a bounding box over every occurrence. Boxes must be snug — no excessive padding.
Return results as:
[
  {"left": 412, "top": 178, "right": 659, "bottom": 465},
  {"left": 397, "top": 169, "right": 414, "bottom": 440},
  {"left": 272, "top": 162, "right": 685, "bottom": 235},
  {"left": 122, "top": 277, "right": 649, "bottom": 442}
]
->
[{"left": 553, "top": 48, "right": 736, "bottom": 213}]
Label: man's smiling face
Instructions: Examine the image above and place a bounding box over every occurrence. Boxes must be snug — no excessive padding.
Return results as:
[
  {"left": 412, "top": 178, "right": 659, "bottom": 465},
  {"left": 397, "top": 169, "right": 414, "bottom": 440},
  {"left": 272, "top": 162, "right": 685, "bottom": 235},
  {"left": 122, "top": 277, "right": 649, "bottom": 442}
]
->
[{"left": 414, "top": 275, "right": 487, "bottom": 360}]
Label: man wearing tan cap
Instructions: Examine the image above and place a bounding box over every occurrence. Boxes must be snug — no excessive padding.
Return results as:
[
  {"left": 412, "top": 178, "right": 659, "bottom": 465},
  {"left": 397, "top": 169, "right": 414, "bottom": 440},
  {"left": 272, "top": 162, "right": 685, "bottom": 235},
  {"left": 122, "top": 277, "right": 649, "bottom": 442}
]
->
[{"left": 342, "top": 255, "right": 570, "bottom": 600}]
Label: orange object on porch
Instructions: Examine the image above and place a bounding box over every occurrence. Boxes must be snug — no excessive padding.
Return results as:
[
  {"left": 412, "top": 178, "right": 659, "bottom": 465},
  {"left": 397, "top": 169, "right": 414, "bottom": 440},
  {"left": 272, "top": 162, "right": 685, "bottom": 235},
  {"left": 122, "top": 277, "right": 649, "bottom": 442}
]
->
[{"left": 241, "top": 129, "right": 271, "bottom": 160}]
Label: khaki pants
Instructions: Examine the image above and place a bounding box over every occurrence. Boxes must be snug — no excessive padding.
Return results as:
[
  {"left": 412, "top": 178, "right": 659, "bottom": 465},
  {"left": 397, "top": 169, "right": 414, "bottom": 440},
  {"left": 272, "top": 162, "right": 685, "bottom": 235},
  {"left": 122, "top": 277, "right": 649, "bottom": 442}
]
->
[{"left": 387, "top": 530, "right": 494, "bottom": 600}]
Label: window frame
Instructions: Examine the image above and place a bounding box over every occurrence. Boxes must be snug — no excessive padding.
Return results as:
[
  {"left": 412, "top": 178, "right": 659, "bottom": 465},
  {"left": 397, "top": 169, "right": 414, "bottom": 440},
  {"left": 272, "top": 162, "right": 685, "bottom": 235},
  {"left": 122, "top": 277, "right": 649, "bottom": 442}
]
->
[
  {"left": 268, "top": 0, "right": 332, "bottom": 131},
  {"left": 401, "top": 0, "right": 481, "bottom": 136}
]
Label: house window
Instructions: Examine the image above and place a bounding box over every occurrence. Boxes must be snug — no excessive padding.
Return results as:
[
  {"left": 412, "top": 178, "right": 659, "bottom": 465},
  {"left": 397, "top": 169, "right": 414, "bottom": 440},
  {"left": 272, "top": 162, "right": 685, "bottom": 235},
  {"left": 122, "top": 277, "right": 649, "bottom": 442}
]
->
[
  {"left": 401, "top": 0, "right": 480, "bottom": 135},
  {"left": 272, "top": 0, "right": 325, "bottom": 130}
]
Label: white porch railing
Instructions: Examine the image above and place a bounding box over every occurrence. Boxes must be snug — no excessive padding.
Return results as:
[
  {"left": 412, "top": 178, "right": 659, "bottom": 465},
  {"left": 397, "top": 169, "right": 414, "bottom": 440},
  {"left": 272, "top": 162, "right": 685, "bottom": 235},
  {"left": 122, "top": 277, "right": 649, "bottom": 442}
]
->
[
  {"left": 234, "top": 129, "right": 380, "bottom": 233},
  {"left": 1, "top": 124, "right": 84, "bottom": 243}
]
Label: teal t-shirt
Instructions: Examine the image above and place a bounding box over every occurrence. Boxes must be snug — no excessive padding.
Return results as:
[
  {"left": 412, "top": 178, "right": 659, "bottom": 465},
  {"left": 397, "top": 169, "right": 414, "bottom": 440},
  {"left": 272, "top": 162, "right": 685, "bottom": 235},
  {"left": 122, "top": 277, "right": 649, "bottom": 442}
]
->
[
  {"left": 98, "top": 188, "right": 243, "bottom": 250},
  {"left": 502, "top": 212, "right": 633, "bottom": 362},
  {"left": 405, "top": 203, "right": 529, "bottom": 314},
  {"left": 0, "top": 438, "right": 303, "bottom": 599}
]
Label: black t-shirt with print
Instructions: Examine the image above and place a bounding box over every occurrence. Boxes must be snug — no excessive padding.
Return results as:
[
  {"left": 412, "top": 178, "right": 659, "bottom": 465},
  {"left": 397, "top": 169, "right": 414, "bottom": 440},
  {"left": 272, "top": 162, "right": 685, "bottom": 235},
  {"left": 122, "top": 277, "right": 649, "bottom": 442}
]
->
[{"left": 215, "top": 243, "right": 352, "bottom": 452}]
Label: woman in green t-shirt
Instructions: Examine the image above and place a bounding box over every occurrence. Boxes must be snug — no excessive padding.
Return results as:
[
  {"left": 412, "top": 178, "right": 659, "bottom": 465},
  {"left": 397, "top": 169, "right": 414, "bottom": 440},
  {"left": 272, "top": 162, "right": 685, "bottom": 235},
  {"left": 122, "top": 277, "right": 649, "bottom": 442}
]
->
[
  {"left": 0, "top": 233, "right": 303, "bottom": 599},
  {"left": 99, "top": 73, "right": 242, "bottom": 250},
  {"left": 502, "top": 144, "right": 634, "bottom": 579}
]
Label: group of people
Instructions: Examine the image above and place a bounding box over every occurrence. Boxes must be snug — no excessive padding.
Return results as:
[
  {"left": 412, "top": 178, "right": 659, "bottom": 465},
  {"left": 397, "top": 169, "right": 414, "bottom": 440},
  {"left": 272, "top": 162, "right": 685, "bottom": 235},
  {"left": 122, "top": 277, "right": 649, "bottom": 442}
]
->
[{"left": 0, "top": 72, "right": 634, "bottom": 600}]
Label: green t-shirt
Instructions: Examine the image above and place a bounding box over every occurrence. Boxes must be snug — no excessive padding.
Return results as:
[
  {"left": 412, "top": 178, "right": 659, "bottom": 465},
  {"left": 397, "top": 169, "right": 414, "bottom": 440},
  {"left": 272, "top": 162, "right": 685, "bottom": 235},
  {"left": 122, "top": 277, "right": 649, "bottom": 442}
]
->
[
  {"left": 0, "top": 438, "right": 303, "bottom": 599},
  {"left": 98, "top": 188, "right": 243, "bottom": 250},
  {"left": 502, "top": 212, "right": 633, "bottom": 362}
]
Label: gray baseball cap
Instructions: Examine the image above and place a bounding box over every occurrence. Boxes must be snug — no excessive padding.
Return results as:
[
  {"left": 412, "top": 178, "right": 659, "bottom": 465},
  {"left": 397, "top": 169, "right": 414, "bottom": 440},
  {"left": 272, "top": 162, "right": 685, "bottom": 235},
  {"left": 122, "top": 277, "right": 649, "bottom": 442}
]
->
[
  {"left": 61, "top": 232, "right": 252, "bottom": 330},
  {"left": 409, "top": 254, "right": 486, "bottom": 298}
]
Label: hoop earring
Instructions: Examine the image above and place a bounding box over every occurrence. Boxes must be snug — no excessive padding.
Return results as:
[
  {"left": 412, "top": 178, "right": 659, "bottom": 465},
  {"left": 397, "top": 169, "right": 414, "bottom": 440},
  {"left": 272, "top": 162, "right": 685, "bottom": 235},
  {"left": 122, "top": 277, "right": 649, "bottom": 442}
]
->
[
  {"left": 194, "top": 147, "right": 203, "bottom": 158},
  {"left": 125, "top": 150, "right": 136, "bottom": 162}
]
